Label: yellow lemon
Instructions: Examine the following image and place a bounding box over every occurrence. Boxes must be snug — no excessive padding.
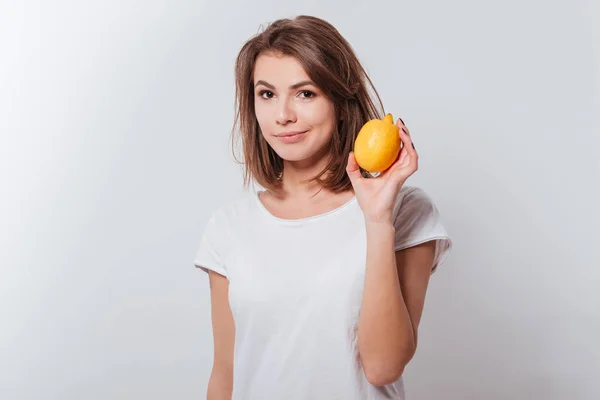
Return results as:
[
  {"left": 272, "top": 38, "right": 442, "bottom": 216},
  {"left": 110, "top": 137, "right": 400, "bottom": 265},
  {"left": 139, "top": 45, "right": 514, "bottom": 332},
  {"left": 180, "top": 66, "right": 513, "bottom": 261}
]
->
[{"left": 353, "top": 113, "right": 401, "bottom": 173}]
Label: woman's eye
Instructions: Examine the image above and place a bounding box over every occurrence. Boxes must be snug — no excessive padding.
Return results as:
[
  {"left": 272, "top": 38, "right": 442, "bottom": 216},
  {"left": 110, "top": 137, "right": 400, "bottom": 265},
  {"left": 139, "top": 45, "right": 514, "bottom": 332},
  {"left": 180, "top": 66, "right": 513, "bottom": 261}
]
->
[
  {"left": 299, "top": 90, "right": 315, "bottom": 99},
  {"left": 258, "top": 90, "right": 274, "bottom": 99}
]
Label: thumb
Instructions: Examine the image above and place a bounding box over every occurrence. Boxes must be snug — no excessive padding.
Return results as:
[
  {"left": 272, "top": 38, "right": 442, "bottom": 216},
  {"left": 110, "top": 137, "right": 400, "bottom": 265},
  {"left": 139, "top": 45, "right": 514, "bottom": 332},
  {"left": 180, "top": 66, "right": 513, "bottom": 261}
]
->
[{"left": 346, "top": 152, "right": 362, "bottom": 184}]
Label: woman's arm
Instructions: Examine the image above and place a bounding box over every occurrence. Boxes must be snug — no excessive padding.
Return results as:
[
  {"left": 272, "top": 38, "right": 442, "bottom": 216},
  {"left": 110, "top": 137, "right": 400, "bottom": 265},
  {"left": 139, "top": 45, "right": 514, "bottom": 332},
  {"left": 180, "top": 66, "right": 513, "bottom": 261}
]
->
[
  {"left": 357, "top": 220, "right": 436, "bottom": 386},
  {"left": 207, "top": 271, "right": 235, "bottom": 400}
]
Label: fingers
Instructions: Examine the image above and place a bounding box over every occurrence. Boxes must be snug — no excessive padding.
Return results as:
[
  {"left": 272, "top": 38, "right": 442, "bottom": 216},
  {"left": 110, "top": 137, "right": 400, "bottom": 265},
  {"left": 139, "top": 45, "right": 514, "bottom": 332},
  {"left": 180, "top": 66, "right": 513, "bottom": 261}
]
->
[
  {"left": 398, "top": 147, "right": 408, "bottom": 165},
  {"left": 346, "top": 151, "right": 362, "bottom": 184},
  {"left": 392, "top": 118, "right": 419, "bottom": 186},
  {"left": 347, "top": 151, "right": 359, "bottom": 172},
  {"left": 399, "top": 128, "right": 417, "bottom": 159},
  {"left": 396, "top": 118, "right": 417, "bottom": 159}
]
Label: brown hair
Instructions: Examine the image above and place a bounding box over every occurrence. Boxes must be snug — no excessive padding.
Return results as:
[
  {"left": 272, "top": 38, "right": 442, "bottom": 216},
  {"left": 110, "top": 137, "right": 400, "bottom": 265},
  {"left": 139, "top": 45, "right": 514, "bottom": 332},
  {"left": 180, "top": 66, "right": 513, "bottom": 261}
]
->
[{"left": 231, "top": 15, "right": 385, "bottom": 193}]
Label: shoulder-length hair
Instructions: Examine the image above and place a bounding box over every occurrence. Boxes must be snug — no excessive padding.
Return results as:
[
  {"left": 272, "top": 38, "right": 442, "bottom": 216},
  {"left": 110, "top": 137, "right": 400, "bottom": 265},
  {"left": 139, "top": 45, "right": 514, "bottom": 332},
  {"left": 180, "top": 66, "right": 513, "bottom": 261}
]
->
[{"left": 232, "top": 15, "right": 385, "bottom": 193}]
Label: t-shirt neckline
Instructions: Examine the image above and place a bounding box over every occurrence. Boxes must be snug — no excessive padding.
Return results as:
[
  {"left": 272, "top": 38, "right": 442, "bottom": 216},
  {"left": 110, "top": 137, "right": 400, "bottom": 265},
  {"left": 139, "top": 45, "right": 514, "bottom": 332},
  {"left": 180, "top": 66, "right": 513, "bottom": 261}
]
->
[{"left": 254, "top": 190, "right": 357, "bottom": 223}]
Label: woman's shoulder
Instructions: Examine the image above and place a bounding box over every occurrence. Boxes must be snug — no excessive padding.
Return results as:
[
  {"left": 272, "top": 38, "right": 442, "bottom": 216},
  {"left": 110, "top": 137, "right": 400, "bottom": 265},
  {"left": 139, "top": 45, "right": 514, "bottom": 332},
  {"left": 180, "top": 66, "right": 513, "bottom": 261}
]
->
[
  {"left": 393, "top": 185, "right": 452, "bottom": 272},
  {"left": 206, "top": 189, "right": 259, "bottom": 223},
  {"left": 394, "top": 185, "right": 437, "bottom": 213}
]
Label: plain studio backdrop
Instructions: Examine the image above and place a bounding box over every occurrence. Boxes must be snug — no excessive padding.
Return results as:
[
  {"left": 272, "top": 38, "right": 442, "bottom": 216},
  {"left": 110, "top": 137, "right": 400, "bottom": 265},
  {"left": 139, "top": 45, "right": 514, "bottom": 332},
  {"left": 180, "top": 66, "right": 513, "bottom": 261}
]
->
[{"left": 1, "top": 0, "right": 599, "bottom": 399}]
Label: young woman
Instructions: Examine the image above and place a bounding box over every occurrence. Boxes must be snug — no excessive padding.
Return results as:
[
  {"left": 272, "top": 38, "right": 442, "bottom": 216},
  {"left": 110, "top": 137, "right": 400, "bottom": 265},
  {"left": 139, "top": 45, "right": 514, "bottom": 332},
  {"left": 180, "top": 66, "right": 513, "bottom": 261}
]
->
[{"left": 194, "top": 15, "right": 452, "bottom": 400}]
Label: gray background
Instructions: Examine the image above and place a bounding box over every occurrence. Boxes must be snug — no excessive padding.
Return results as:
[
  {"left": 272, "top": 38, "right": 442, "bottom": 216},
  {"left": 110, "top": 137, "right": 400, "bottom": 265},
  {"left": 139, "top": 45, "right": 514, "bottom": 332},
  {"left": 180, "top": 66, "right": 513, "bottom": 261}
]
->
[{"left": 1, "top": 0, "right": 599, "bottom": 399}]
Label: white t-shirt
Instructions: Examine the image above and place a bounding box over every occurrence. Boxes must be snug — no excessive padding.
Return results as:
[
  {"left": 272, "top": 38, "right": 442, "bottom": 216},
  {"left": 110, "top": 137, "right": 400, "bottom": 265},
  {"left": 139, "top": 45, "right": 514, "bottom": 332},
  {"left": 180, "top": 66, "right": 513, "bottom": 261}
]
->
[{"left": 194, "top": 185, "right": 452, "bottom": 400}]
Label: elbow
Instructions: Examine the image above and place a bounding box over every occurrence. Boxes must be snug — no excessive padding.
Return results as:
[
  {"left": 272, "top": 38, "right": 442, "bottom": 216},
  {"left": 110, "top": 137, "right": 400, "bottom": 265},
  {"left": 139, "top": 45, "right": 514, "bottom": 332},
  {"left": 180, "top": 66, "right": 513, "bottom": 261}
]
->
[
  {"left": 362, "top": 346, "right": 416, "bottom": 386},
  {"left": 364, "top": 363, "right": 405, "bottom": 387}
]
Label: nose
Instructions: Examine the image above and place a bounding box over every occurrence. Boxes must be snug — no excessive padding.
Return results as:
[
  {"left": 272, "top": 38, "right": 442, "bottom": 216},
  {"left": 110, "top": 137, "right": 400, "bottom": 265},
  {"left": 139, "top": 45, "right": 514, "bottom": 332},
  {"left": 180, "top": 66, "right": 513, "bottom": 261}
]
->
[{"left": 275, "top": 97, "right": 296, "bottom": 125}]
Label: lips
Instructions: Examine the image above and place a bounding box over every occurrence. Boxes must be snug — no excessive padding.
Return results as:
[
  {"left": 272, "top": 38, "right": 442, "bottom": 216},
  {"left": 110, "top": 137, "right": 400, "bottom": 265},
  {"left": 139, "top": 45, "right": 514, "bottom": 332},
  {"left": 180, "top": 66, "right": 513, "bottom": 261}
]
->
[
  {"left": 276, "top": 131, "right": 307, "bottom": 137},
  {"left": 275, "top": 130, "right": 307, "bottom": 143}
]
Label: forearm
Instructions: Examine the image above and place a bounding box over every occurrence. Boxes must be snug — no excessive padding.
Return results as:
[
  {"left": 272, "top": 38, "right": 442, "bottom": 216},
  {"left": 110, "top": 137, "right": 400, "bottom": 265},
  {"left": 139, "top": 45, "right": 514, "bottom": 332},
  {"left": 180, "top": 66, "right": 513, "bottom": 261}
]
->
[
  {"left": 207, "top": 367, "right": 233, "bottom": 400},
  {"left": 357, "top": 219, "right": 416, "bottom": 385}
]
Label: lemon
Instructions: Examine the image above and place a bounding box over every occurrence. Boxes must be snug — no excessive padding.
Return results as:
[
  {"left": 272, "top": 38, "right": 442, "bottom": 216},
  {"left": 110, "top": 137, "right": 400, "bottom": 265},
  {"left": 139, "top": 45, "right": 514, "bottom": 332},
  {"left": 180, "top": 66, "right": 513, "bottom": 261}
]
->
[{"left": 353, "top": 113, "right": 401, "bottom": 173}]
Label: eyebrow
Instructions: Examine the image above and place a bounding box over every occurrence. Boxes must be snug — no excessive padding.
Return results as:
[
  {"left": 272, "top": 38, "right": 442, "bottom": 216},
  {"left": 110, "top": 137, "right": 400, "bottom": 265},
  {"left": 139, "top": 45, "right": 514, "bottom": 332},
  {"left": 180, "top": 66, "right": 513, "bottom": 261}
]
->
[{"left": 254, "top": 80, "right": 315, "bottom": 90}]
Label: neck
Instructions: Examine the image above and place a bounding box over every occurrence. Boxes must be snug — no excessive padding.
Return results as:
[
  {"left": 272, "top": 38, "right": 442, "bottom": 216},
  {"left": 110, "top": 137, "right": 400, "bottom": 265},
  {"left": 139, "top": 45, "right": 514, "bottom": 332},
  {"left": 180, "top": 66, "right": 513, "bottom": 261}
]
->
[
  {"left": 277, "top": 149, "right": 332, "bottom": 199},
  {"left": 281, "top": 162, "right": 326, "bottom": 196}
]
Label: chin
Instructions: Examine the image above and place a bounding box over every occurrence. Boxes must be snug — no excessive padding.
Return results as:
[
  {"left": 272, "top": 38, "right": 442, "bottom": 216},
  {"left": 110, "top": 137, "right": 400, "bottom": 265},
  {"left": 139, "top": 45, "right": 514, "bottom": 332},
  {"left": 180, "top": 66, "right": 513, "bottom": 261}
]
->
[{"left": 272, "top": 147, "right": 313, "bottom": 162}]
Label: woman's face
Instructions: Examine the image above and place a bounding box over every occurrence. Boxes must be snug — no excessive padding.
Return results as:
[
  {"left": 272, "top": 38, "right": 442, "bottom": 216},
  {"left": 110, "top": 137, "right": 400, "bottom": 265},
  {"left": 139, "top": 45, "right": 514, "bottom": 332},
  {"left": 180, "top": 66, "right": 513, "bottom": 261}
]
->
[{"left": 253, "top": 51, "right": 337, "bottom": 165}]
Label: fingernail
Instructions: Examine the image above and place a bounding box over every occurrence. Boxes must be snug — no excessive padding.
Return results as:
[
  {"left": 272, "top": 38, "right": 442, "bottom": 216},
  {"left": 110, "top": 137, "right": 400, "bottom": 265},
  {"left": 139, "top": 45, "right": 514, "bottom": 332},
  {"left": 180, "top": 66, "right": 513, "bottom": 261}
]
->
[
  {"left": 399, "top": 117, "right": 405, "bottom": 125},
  {"left": 402, "top": 128, "right": 409, "bottom": 135},
  {"left": 412, "top": 143, "right": 416, "bottom": 149}
]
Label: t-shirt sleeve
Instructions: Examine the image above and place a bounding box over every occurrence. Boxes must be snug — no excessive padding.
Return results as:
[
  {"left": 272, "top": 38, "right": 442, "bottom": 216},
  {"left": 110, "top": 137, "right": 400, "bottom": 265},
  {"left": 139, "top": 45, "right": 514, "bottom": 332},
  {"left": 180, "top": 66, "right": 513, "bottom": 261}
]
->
[
  {"left": 392, "top": 187, "right": 452, "bottom": 274},
  {"left": 193, "top": 210, "right": 228, "bottom": 278}
]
